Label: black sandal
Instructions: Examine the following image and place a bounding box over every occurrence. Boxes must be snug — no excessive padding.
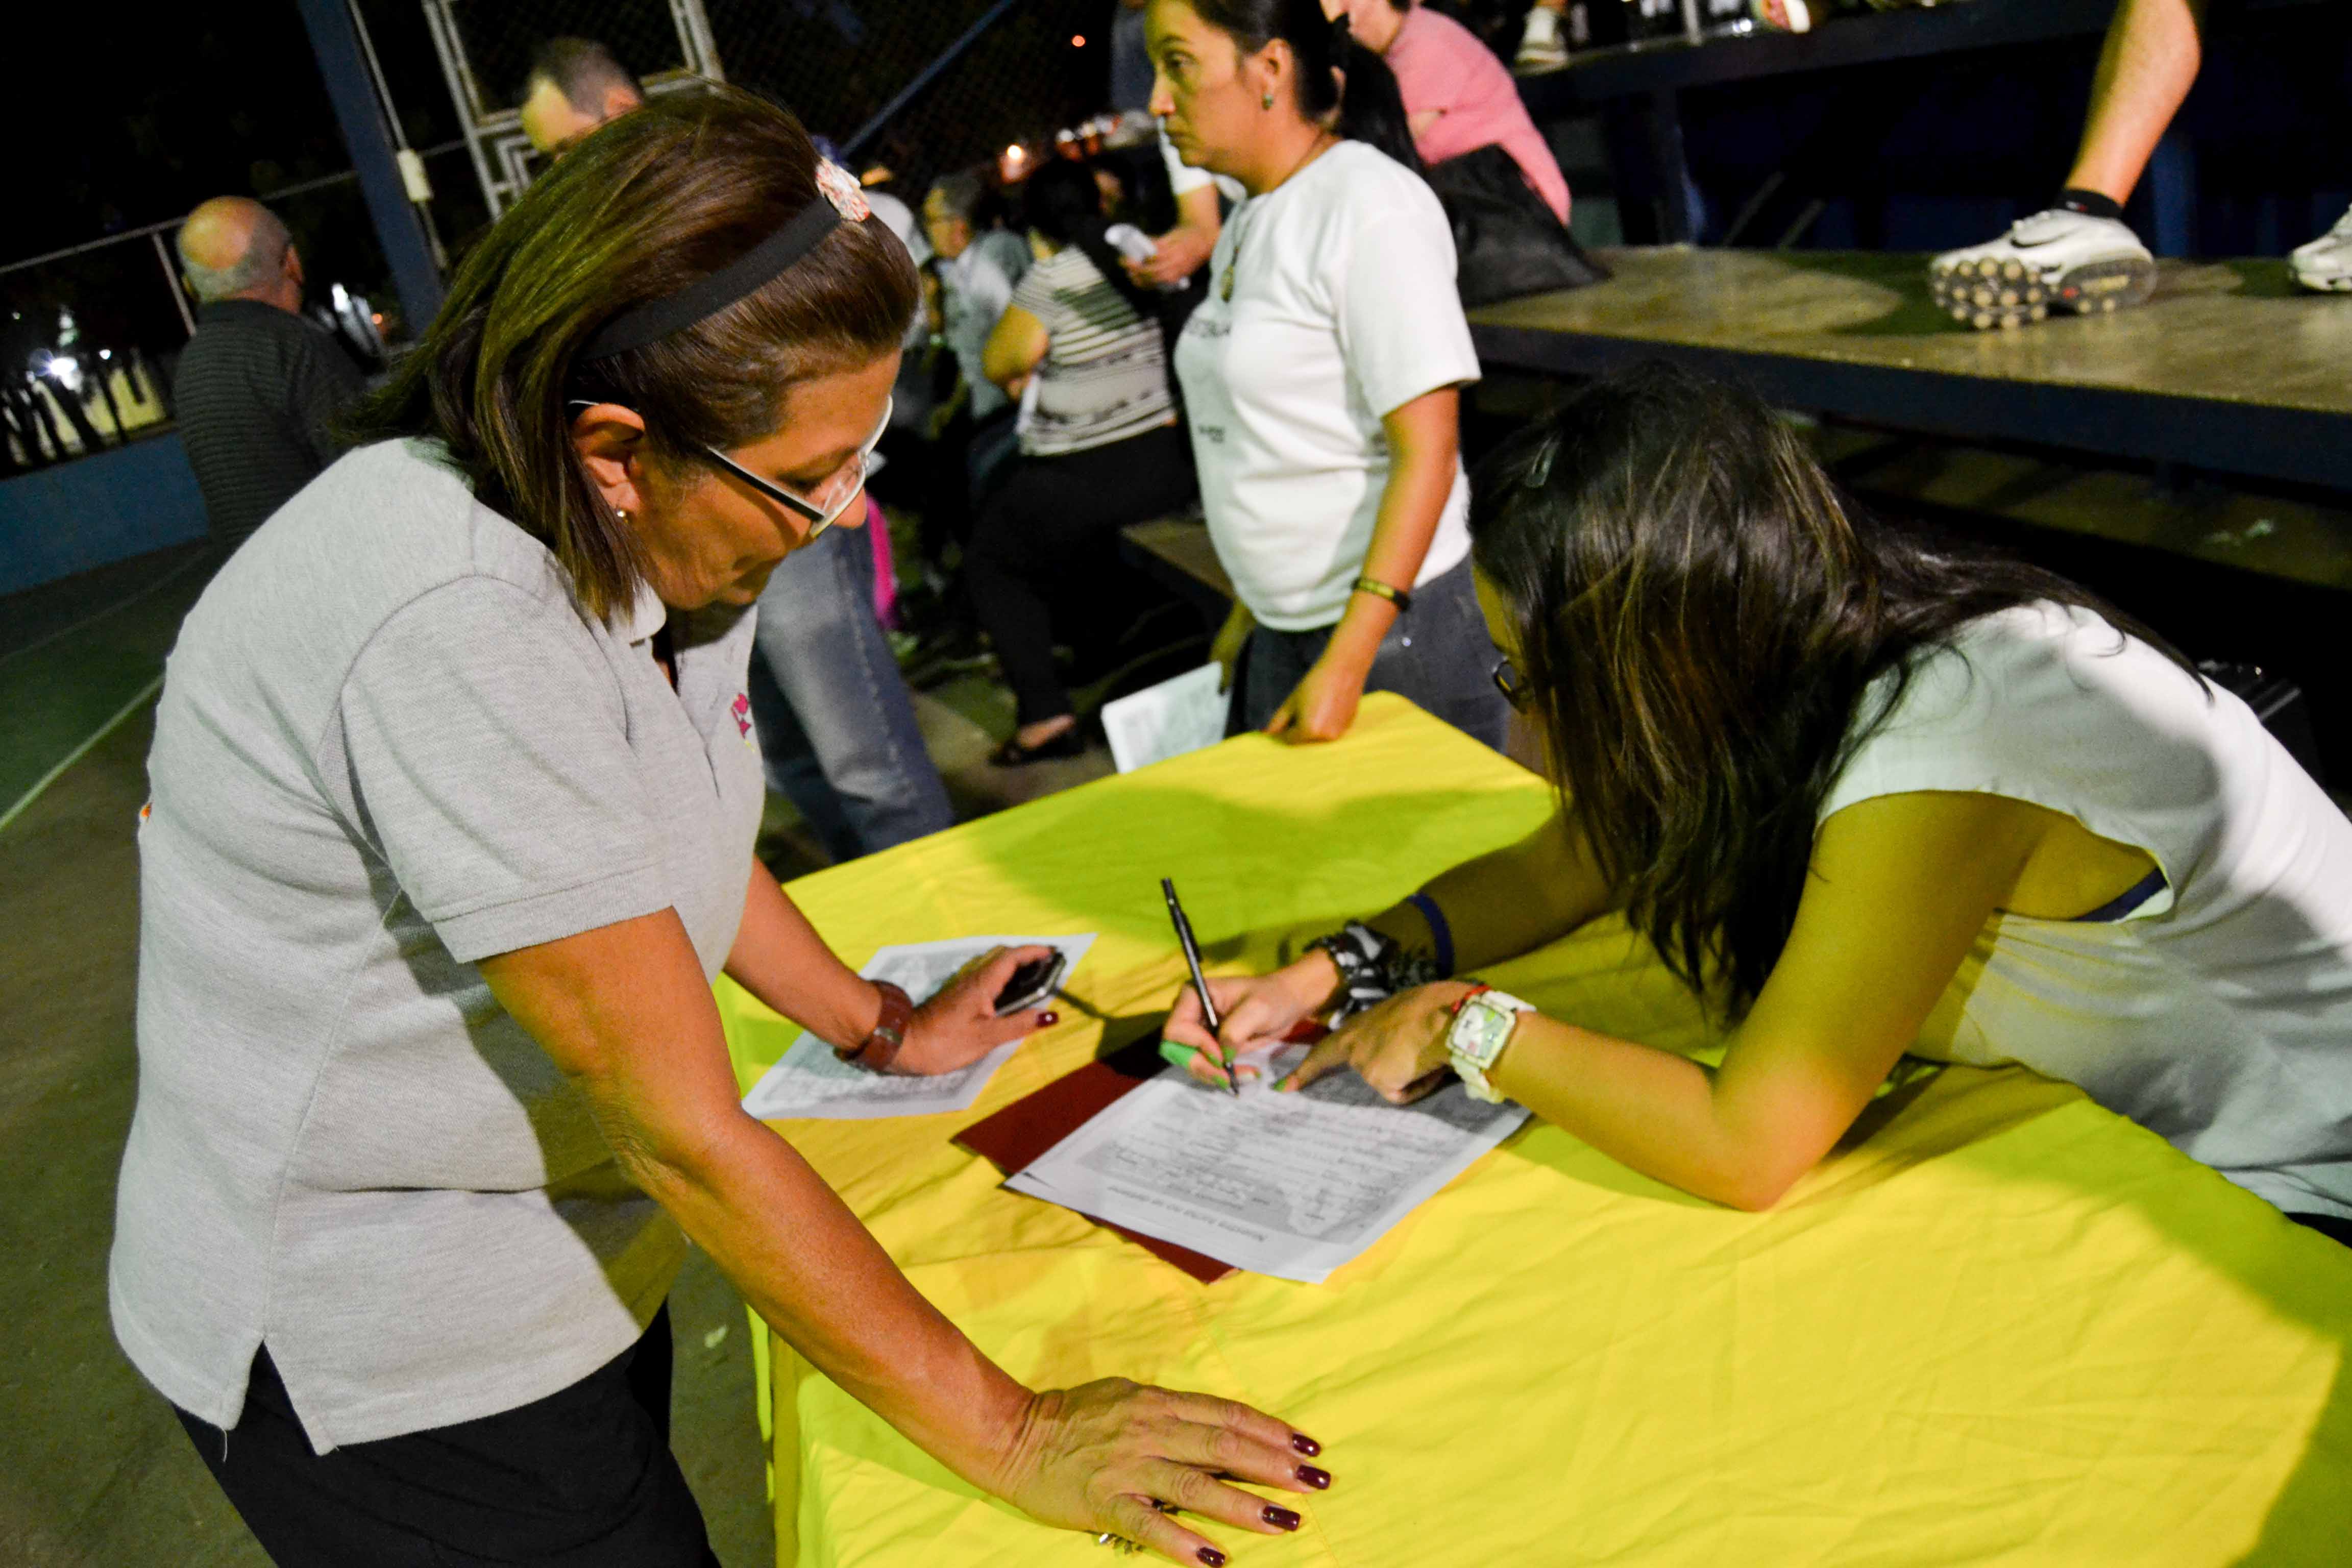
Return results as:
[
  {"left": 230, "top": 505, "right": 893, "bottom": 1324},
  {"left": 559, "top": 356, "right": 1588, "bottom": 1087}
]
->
[{"left": 990, "top": 725, "right": 1088, "bottom": 767}]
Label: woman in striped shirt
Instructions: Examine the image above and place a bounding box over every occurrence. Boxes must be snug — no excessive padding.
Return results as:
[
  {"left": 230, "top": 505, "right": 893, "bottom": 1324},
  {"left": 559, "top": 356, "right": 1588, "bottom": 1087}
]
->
[{"left": 972, "top": 158, "right": 1197, "bottom": 766}]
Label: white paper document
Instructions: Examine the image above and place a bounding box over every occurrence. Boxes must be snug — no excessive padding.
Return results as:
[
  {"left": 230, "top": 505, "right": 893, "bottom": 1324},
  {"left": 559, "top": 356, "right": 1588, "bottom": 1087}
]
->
[
  {"left": 1004, "top": 1044, "right": 1530, "bottom": 1282},
  {"left": 1100, "top": 663, "right": 1229, "bottom": 774},
  {"left": 740, "top": 935, "right": 1096, "bottom": 1121}
]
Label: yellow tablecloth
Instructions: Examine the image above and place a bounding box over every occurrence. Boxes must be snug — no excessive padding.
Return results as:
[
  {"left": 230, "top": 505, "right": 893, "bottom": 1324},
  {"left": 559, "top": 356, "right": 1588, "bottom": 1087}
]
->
[{"left": 718, "top": 696, "right": 2352, "bottom": 1566}]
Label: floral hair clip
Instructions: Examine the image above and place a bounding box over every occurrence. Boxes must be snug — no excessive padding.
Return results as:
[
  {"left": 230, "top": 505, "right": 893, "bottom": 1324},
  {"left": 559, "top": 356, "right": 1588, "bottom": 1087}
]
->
[{"left": 815, "top": 159, "right": 871, "bottom": 223}]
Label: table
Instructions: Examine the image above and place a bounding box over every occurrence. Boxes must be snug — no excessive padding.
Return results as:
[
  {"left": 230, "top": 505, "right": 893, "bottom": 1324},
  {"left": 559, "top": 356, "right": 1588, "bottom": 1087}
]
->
[
  {"left": 719, "top": 696, "right": 2352, "bottom": 1566},
  {"left": 1470, "top": 248, "right": 2352, "bottom": 493}
]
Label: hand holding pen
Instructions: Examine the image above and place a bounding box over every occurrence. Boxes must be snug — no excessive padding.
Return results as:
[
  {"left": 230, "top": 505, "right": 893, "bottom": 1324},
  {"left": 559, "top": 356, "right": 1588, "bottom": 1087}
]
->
[{"left": 1161, "top": 878, "right": 1243, "bottom": 1095}]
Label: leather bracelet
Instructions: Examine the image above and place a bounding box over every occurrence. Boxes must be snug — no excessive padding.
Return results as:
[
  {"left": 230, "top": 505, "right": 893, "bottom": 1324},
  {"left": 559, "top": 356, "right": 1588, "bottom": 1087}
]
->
[
  {"left": 1351, "top": 576, "right": 1412, "bottom": 615},
  {"left": 835, "top": 979, "right": 914, "bottom": 1073}
]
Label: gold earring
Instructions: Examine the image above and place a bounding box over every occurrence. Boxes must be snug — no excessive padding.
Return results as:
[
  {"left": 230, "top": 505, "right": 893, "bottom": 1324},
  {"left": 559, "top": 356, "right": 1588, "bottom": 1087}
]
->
[{"left": 615, "top": 508, "right": 631, "bottom": 523}]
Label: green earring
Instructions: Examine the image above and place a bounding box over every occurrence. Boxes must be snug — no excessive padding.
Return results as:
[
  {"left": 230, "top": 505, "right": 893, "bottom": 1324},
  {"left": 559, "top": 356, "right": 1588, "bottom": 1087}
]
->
[{"left": 1262, "top": 91, "right": 1274, "bottom": 109}]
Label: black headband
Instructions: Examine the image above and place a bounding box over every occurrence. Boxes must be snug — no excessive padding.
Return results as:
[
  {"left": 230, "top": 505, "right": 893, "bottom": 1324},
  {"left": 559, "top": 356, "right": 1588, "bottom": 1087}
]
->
[{"left": 576, "top": 198, "right": 843, "bottom": 362}]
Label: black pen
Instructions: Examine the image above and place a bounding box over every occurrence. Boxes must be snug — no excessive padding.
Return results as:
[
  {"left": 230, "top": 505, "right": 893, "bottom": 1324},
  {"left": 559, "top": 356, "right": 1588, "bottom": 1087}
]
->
[{"left": 1162, "top": 877, "right": 1242, "bottom": 1096}]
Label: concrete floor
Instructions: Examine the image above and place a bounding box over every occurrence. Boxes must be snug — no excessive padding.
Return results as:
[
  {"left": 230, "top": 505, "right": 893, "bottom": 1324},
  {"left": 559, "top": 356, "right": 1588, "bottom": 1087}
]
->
[{"left": 0, "top": 547, "right": 1116, "bottom": 1567}]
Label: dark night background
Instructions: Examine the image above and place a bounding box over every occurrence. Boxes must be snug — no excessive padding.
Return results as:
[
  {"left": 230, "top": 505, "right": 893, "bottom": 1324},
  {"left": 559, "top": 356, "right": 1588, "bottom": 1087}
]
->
[{"left": 5, "top": 0, "right": 1110, "bottom": 359}]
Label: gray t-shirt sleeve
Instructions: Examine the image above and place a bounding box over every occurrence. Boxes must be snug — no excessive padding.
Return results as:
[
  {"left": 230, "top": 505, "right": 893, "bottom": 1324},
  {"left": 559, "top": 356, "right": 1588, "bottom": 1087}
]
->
[{"left": 338, "top": 577, "right": 676, "bottom": 964}]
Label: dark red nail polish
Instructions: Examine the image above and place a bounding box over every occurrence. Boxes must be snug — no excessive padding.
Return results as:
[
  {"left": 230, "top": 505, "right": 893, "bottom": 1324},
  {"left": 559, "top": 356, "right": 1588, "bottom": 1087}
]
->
[
  {"left": 1296, "top": 1464, "right": 1330, "bottom": 1489},
  {"left": 1289, "top": 1432, "right": 1320, "bottom": 1457},
  {"left": 1039, "top": 1011, "right": 1059, "bottom": 1026},
  {"left": 1197, "top": 1549, "right": 1226, "bottom": 1567},
  {"left": 1263, "top": 1504, "right": 1302, "bottom": 1530}
]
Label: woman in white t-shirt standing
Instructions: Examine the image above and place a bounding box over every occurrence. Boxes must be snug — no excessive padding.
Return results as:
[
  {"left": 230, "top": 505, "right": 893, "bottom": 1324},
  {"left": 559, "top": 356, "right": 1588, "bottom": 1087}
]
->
[
  {"left": 1149, "top": 0, "right": 1509, "bottom": 749},
  {"left": 1168, "top": 364, "right": 2352, "bottom": 1251}
]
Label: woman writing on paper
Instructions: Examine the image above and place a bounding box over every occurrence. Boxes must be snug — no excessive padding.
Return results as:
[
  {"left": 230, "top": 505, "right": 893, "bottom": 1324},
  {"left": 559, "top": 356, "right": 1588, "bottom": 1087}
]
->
[
  {"left": 118, "top": 89, "right": 1325, "bottom": 1566},
  {"left": 1150, "top": 0, "right": 1510, "bottom": 748},
  {"left": 1167, "top": 363, "right": 2352, "bottom": 1249}
]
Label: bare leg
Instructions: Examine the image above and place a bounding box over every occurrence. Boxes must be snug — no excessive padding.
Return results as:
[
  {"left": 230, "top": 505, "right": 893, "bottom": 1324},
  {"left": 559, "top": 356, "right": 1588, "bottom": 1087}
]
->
[{"left": 2066, "top": 0, "right": 2209, "bottom": 206}]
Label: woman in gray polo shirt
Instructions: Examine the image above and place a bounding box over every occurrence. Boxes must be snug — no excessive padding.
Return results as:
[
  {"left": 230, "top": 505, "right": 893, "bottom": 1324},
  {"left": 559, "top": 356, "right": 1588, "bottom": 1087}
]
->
[{"left": 116, "top": 89, "right": 1324, "bottom": 1567}]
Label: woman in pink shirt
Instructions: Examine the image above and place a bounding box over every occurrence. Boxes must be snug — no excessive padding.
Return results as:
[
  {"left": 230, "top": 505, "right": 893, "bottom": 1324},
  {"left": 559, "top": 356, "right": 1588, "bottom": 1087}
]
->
[{"left": 1331, "top": 0, "right": 1572, "bottom": 223}]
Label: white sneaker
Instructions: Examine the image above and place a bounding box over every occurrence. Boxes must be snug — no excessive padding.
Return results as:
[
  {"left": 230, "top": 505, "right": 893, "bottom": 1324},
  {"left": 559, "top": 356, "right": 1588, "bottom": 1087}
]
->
[
  {"left": 2289, "top": 204, "right": 2352, "bottom": 292},
  {"left": 1927, "top": 208, "right": 2157, "bottom": 330},
  {"left": 1516, "top": 6, "right": 1569, "bottom": 70}
]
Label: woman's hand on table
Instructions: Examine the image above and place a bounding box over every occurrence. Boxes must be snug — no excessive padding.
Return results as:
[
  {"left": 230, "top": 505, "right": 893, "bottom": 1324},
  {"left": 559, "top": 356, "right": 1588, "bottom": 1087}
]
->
[
  {"left": 1162, "top": 955, "right": 1340, "bottom": 1089},
  {"left": 998, "top": 1379, "right": 1328, "bottom": 1564},
  {"left": 1280, "top": 983, "right": 1480, "bottom": 1102},
  {"left": 1264, "top": 648, "right": 1369, "bottom": 744},
  {"left": 892, "top": 944, "right": 1060, "bottom": 1075}
]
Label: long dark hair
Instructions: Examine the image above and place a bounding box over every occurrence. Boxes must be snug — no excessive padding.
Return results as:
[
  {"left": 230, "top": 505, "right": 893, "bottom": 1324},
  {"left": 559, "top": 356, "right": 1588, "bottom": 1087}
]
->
[
  {"left": 1469, "top": 362, "right": 2199, "bottom": 1010},
  {"left": 1021, "top": 157, "right": 1158, "bottom": 321},
  {"left": 1188, "top": 0, "right": 1424, "bottom": 174},
  {"left": 351, "top": 86, "right": 916, "bottom": 621}
]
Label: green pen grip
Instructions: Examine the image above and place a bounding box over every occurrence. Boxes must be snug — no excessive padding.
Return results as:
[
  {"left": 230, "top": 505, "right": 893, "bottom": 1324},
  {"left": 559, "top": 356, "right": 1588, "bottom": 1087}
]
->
[{"left": 1159, "top": 1039, "right": 1240, "bottom": 1078}]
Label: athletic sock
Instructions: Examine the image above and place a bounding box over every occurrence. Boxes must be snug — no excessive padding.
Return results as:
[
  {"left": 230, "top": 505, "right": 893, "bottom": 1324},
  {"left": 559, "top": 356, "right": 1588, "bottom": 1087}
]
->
[{"left": 2056, "top": 188, "right": 2125, "bottom": 220}]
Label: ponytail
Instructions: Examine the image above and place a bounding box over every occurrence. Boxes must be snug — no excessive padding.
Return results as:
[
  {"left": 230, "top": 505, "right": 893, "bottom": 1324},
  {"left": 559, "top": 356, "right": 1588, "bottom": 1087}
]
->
[
  {"left": 1191, "top": 0, "right": 1426, "bottom": 173},
  {"left": 1332, "top": 36, "right": 1423, "bottom": 175}
]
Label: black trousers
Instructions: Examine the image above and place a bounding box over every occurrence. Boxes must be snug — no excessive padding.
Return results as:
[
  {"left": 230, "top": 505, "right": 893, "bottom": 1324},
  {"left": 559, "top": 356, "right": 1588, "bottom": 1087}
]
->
[
  {"left": 174, "top": 1305, "right": 717, "bottom": 1566},
  {"left": 965, "top": 422, "right": 1198, "bottom": 725}
]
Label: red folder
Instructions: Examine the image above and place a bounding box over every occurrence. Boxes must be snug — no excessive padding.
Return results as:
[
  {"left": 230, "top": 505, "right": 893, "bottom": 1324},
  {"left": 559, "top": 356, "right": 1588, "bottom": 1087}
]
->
[{"left": 954, "top": 1036, "right": 1237, "bottom": 1284}]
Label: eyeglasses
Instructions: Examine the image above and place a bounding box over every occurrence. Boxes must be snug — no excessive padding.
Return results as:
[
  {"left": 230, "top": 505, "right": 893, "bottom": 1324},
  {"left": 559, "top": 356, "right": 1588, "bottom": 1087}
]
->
[
  {"left": 700, "top": 396, "right": 892, "bottom": 540},
  {"left": 565, "top": 396, "right": 892, "bottom": 541},
  {"left": 1491, "top": 656, "right": 1531, "bottom": 712}
]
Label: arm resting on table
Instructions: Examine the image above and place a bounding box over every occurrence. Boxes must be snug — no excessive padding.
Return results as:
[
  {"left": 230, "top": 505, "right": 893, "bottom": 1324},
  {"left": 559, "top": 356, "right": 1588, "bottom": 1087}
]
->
[
  {"left": 1363, "top": 811, "right": 1614, "bottom": 975},
  {"left": 1486, "top": 793, "right": 2028, "bottom": 1209},
  {"left": 481, "top": 909, "right": 1032, "bottom": 1487},
  {"left": 1265, "top": 387, "right": 1462, "bottom": 741}
]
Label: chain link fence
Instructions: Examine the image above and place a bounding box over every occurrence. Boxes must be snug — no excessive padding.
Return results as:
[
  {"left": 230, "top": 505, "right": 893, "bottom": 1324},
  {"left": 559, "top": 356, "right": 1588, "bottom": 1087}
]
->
[
  {"left": 424, "top": 0, "right": 1116, "bottom": 211},
  {"left": 6, "top": 1, "right": 1125, "bottom": 472},
  {"left": 716, "top": 0, "right": 1110, "bottom": 193}
]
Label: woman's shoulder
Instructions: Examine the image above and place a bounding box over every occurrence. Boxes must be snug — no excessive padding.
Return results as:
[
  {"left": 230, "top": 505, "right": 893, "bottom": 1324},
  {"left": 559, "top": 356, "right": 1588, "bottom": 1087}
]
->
[
  {"left": 1297, "top": 141, "right": 1444, "bottom": 227},
  {"left": 1826, "top": 600, "right": 2217, "bottom": 822}
]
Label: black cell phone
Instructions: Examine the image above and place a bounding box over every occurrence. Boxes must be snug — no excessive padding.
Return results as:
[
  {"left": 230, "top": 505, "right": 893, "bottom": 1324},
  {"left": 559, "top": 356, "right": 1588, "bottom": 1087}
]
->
[{"left": 992, "top": 951, "right": 1068, "bottom": 1016}]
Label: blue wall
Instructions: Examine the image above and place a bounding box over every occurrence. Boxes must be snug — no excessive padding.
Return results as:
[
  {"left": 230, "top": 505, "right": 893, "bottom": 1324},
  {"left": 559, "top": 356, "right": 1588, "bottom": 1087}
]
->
[{"left": 0, "top": 434, "right": 208, "bottom": 596}]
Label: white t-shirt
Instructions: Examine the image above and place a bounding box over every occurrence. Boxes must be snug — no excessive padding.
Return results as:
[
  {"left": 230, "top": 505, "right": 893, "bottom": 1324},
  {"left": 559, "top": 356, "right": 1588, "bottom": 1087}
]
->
[
  {"left": 1172, "top": 140, "right": 1480, "bottom": 630},
  {"left": 1821, "top": 602, "right": 2352, "bottom": 1220}
]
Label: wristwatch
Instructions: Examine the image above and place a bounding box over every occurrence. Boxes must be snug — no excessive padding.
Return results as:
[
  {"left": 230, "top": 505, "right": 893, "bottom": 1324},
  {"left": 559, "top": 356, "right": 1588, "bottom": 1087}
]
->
[
  {"left": 835, "top": 980, "right": 914, "bottom": 1073},
  {"left": 1446, "top": 985, "right": 1531, "bottom": 1104}
]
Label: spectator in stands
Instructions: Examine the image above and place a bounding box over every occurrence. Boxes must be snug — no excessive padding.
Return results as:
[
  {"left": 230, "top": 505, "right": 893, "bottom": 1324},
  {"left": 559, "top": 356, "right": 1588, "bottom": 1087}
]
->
[
  {"left": 518, "top": 36, "right": 643, "bottom": 158},
  {"left": 170, "top": 197, "right": 365, "bottom": 559},
  {"left": 922, "top": 171, "right": 1030, "bottom": 436},
  {"left": 1327, "top": 0, "right": 1571, "bottom": 224},
  {"left": 1150, "top": 0, "right": 1509, "bottom": 749},
  {"left": 967, "top": 159, "right": 1197, "bottom": 766},
  {"left": 1930, "top": 0, "right": 2349, "bottom": 327}
]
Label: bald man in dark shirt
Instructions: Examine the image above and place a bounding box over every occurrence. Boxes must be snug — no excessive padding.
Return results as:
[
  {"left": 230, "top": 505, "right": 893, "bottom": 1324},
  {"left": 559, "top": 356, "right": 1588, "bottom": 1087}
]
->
[{"left": 172, "top": 197, "right": 365, "bottom": 557}]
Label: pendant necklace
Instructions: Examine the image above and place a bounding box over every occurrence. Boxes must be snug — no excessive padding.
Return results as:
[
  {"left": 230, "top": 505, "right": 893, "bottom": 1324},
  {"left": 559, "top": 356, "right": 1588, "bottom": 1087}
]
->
[{"left": 1220, "top": 131, "right": 1338, "bottom": 304}]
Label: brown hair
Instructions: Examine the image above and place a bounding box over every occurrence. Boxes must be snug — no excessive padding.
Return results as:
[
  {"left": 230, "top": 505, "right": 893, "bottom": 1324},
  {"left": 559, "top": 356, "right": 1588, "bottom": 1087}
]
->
[
  {"left": 1469, "top": 362, "right": 2198, "bottom": 1011},
  {"left": 352, "top": 85, "right": 917, "bottom": 620}
]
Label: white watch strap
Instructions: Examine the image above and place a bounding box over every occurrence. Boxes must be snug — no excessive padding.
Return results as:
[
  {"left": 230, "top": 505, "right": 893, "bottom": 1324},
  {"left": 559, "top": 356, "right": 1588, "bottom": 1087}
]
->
[{"left": 1448, "top": 989, "right": 1531, "bottom": 1103}]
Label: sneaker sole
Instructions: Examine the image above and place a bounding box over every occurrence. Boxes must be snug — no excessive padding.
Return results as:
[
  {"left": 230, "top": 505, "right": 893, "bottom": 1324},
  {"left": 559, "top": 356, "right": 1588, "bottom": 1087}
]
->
[
  {"left": 1928, "top": 253, "right": 2157, "bottom": 330},
  {"left": 2291, "top": 268, "right": 2352, "bottom": 292}
]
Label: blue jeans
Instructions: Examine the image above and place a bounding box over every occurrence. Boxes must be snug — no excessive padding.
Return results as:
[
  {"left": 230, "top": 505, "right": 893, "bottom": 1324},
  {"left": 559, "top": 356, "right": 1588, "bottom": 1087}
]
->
[
  {"left": 1234, "top": 554, "right": 1510, "bottom": 753},
  {"left": 747, "top": 523, "right": 952, "bottom": 860}
]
